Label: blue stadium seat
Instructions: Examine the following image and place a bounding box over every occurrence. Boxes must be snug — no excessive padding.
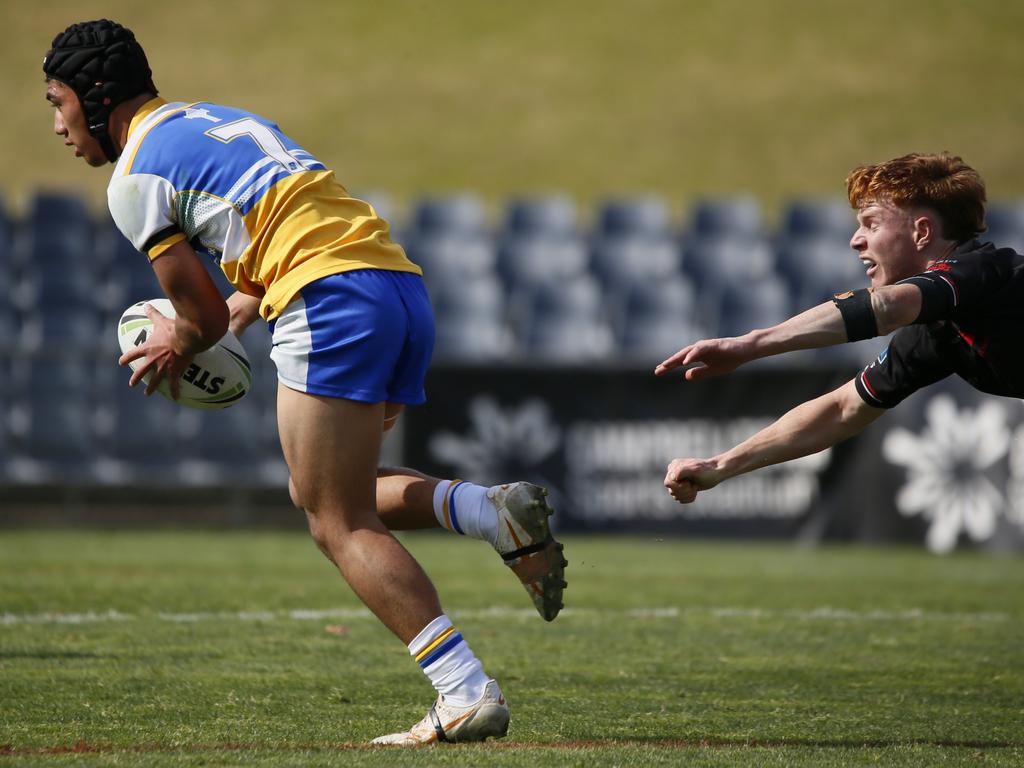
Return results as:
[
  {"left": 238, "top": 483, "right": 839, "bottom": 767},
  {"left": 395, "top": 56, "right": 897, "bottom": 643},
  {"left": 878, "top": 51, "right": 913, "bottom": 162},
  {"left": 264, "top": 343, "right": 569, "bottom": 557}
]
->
[
  {"left": 18, "top": 214, "right": 108, "bottom": 351},
  {"left": 715, "top": 276, "right": 793, "bottom": 338},
  {"left": 236, "top": 325, "right": 289, "bottom": 487},
  {"left": 87, "top": 222, "right": 132, "bottom": 315},
  {"left": 108, "top": 239, "right": 164, "bottom": 307},
  {"left": 16, "top": 262, "right": 97, "bottom": 313},
  {"left": 254, "top": 410, "right": 289, "bottom": 488},
  {"left": 430, "top": 273, "right": 506, "bottom": 316},
  {"left": 0, "top": 347, "right": 10, "bottom": 396},
  {"left": 23, "top": 191, "right": 95, "bottom": 272},
  {"left": 504, "top": 195, "right": 578, "bottom": 238},
  {"left": 983, "top": 200, "right": 1024, "bottom": 253},
  {"left": 0, "top": 301, "right": 21, "bottom": 353},
  {"left": 176, "top": 396, "right": 265, "bottom": 487},
  {"left": 591, "top": 235, "right": 684, "bottom": 291},
  {"left": 410, "top": 194, "right": 488, "bottom": 238},
  {"left": 0, "top": 194, "right": 13, "bottom": 295},
  {"left": 498, "top": 235, "right": 590, "bottom": 292},
  {"left": 780, "top": 198, "right": 854, "bottom": 240},
  {"left": 15, "top": 195, "right": 100, "bottom": 317},
  {"left": 95, "top": 220, "right": 168, "bottom": 353},
  {"left": 617, "top": 275, "right": 708, "bottom": 362},
  {"left": 91, "top": 364, "right": 183, "bottom": 486},
  {"left": 0, "top": 248, "right": 11, "bottom": 313},
  {"left": 5, "top": 352, "right": 97, "bottom": 484},
  {"left": 434, "top": 317, "right": 512, "bottom": 363},
  {"left": 775, "top": 236, "right": 867, "bottom": 310},
  {"left": 408, "top": 234, "right": 497, "bottom": 289},
  {"left": 518, "top": 276, "right": 615, "bottom": 362},
  {"left": 596, "top": 196, "right": 671, "bottom": 239},
  {"left": 688, "top": 196, "right": 764, "bottom": 240},
  {"left": 683, "top": 196, "right": 771, "bottom": 293},
  {"left": 17, "top": 304, "right": 104, "bottom": 353},
  {"left": 0, "top": 358, "right": 9, "bottom": 483},
  {"left": 683, "top": 235, "right": 776, "bottom": 292},
  {"left": 431, "top": 275, "right": 512, "bottom": 362}
]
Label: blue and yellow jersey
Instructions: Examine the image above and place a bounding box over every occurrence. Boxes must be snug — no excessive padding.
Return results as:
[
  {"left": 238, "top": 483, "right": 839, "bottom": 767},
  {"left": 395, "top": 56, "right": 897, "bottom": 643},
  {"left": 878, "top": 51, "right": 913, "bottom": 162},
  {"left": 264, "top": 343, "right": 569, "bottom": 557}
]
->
[{"left": 107, "top": 97, "right": 420, "bottom": 320}]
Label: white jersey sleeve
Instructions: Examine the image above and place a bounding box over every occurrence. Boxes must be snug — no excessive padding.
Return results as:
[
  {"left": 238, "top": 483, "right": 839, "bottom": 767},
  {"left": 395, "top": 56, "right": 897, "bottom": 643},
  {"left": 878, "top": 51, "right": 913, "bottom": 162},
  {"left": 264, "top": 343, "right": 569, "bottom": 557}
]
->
[{"left": 107, "top": 172, "right": 186, "bottom": 260}]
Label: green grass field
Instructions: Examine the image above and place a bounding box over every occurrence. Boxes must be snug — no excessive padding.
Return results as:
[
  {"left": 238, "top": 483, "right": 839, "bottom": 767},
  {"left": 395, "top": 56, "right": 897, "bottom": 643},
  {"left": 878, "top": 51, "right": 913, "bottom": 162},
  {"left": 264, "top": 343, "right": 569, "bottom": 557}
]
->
[{"left": 1, "top": 530, "right": 1022, "bottom": 766}]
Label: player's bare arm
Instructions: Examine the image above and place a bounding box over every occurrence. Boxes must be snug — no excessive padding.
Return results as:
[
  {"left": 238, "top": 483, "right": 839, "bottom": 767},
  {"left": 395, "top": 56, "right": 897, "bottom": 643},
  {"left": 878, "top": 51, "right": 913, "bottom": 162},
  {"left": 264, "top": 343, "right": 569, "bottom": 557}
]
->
[
  {"left": 869, "top": 283, "right": 923, "bottom": 333},
  {"left": 655, "top": 283, "right": 925, "bottom": 379},
  {"left": 118, "top": 239, "right": 228, "bottom": 397},
  {"left": 226, "top": 291, "right": 263, "bottom": 337},
  {"left": 664, "top": 379, "right": 884, "bottom": 504}
]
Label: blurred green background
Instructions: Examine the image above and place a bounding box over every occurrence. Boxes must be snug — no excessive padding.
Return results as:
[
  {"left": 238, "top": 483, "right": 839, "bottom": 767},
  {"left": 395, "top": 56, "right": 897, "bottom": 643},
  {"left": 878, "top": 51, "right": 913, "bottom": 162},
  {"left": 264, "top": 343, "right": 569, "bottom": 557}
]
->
[{"left": 8, "top": 0, "right": 1024, "bottom": 221}]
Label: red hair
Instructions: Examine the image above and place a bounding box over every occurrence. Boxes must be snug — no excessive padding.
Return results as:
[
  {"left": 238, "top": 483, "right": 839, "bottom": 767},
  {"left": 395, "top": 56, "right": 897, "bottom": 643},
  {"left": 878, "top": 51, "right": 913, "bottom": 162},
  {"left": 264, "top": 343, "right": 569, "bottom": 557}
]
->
[{"left": 846, "top": 153, "right": 986, "bottom": 242}]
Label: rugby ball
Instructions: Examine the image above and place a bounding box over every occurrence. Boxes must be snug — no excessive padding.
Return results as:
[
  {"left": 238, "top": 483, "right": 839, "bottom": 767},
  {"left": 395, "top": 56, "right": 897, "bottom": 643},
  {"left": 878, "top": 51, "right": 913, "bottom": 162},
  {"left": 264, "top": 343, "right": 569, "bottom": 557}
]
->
[{"left": 117, "top": 298, "right": 252, "bottom": 410}]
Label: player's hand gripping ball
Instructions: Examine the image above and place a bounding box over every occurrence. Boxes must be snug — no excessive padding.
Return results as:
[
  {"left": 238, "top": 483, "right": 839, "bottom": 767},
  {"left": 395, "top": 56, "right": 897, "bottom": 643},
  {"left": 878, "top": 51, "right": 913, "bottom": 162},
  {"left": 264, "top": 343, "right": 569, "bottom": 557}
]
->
[{"left": 117, "top": 298, "right": 252, "bottom": 409}]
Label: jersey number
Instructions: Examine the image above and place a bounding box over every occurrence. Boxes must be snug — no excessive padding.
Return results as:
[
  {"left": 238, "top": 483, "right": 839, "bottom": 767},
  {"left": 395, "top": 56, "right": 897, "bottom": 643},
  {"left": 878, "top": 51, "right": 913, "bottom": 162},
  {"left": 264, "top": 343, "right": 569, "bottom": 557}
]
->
[{"left": 205, "top": 118, "right": 302, "bottom": 172}]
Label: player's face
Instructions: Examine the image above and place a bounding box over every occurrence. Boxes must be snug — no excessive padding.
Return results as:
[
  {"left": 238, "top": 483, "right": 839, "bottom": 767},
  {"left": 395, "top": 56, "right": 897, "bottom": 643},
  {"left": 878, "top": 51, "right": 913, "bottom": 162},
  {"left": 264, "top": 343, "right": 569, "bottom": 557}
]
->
[
  {"left": 850, "top": 201, "right": 928, "bottom": 288},
  {"left": 46, "top": 80, "right": 107, "bottom": 167}
]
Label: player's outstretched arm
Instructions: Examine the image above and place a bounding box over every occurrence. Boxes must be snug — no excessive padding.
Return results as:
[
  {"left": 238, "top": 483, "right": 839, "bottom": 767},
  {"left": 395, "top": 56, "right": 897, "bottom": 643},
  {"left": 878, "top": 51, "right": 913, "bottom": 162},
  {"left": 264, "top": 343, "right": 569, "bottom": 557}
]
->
[
  {"left": 655, "top": 284, "right": 923, "bottom": 379},
  {"left": 656, "top": 301, "right": 847, "bottom": 379},
  {"left": 664, "top": 379, "right": 884, "bottom": 504},
  {"left": 654, "top": 336, "right": 756, "bottom": 380}
]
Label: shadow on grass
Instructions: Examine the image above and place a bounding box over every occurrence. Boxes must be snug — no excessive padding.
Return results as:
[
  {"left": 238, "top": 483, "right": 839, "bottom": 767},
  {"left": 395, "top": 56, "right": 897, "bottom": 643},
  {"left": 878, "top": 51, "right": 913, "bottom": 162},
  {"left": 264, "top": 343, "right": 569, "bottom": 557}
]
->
[{"left": 0, "top": 651, "right": 109, "bottom": 660}]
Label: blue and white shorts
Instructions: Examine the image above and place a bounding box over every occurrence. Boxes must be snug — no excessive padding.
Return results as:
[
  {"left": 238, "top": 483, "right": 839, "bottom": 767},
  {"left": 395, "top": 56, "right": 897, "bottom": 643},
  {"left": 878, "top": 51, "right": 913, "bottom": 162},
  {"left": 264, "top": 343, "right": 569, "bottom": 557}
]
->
[{"left": 269, "top": 270, "right": 435, "bottom": 404}]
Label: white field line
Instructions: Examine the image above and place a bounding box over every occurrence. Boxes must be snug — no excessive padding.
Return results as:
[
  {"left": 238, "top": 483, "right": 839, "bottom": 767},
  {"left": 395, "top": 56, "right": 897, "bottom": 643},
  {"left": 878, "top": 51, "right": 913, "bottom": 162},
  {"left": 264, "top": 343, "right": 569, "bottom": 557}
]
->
[{"left": 0, "top": 606, "right": 1010, "bottom": 626}]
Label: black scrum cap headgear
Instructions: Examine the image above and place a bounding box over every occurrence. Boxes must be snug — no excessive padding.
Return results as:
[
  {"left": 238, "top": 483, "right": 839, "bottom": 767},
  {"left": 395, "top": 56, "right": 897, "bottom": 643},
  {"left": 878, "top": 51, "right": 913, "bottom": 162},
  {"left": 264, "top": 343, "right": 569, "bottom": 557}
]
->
[{"left": 43, "top": 20, "right": 156, "bottom": 163}]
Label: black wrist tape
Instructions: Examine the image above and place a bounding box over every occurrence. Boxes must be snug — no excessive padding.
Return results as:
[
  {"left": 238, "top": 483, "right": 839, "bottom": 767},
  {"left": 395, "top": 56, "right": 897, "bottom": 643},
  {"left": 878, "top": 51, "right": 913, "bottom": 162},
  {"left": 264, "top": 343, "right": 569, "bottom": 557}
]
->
[{"left": 832, "top": 288, "right": 878, "bottom": 341}]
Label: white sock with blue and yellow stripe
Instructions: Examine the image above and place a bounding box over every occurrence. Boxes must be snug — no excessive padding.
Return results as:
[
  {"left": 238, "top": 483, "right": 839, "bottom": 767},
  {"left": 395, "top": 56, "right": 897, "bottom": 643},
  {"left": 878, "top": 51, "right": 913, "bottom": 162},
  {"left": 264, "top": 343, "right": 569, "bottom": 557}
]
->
[
  {"left": 432, "top": 480, "right": 498, "bottom": 545},
  {"left": 409, "top": 614, "right": 490, "bottom": 707}
]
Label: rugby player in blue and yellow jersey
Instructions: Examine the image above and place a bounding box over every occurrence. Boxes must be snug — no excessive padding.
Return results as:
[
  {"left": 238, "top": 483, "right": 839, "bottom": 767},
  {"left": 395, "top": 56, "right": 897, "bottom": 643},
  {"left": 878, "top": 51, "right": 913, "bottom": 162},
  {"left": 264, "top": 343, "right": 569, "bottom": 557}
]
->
[{"left": 44, "top": 19, "right": 567, "bottom": 746}]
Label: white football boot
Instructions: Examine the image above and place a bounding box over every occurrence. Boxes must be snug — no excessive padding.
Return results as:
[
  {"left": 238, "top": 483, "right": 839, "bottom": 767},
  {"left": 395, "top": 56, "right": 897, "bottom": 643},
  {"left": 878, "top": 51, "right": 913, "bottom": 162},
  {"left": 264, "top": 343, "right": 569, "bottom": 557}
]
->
[
  {"left": 371, "top": 680, "right": 510, "bottom": 746},
  {"left": 489, "top": 482, "right": 567, "bottom": 622}
]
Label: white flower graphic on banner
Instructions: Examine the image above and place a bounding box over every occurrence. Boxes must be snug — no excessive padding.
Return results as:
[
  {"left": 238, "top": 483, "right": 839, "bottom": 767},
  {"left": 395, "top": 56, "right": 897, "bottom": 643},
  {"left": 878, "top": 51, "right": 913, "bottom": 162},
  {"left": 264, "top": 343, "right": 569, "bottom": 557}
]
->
[
  {"left": 429, "top": 396, "right": 561, "bottom": 486},
  {"left": 881, "top": 395, "right": 1010, "bottom": 553}
]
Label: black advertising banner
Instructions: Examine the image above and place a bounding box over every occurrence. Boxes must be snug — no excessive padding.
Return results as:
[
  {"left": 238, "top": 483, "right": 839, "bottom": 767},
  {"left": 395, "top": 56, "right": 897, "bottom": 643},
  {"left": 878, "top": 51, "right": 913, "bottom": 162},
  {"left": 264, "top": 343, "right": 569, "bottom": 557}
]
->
[
  {"left": 404, "top": 365, "right": 1024, "bottom": 552},
  {"left": 404, "top": 364, "right": 851, "bottom": 538},
  {"left": 855, "top": 374, "right": 1024, "bottom": 554}
]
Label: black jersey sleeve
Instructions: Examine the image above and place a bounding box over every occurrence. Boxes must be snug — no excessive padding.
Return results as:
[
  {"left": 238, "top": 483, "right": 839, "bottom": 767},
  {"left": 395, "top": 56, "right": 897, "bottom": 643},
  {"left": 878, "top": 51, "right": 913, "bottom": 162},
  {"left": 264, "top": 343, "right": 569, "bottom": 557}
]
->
[
  {"left": 899, "top": 246, "right": 1011, "bottom": 324},
  {"left": 854, "top": 325, "right": 955, "bottom": 408}
]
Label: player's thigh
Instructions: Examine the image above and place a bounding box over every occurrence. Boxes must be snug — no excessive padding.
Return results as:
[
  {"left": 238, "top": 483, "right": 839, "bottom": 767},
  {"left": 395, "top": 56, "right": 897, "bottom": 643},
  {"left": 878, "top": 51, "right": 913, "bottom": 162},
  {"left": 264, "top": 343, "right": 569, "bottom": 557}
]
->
[{"left": 276, "top": 382, "right": 384, "bottom": 519}]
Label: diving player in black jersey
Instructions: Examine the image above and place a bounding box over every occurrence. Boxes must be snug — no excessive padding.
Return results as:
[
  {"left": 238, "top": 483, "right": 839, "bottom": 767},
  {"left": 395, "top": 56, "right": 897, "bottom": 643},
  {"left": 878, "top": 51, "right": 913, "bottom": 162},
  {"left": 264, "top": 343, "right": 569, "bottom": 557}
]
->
[{"left": 654, "top": 153, "right": 1020, "bottom": 506}]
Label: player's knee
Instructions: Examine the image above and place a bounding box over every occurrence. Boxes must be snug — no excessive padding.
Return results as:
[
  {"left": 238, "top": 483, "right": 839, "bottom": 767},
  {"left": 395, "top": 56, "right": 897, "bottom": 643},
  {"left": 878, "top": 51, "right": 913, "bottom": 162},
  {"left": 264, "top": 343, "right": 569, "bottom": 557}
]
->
[
  {"left": 290, "top": 479, "right": 338, "bottom": 564},
  {"left": 304, "top": 510, "right": 333, "bottom": 556},
  {"left": 307, "top": 515, "right": 327, "bottom": 547}
]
